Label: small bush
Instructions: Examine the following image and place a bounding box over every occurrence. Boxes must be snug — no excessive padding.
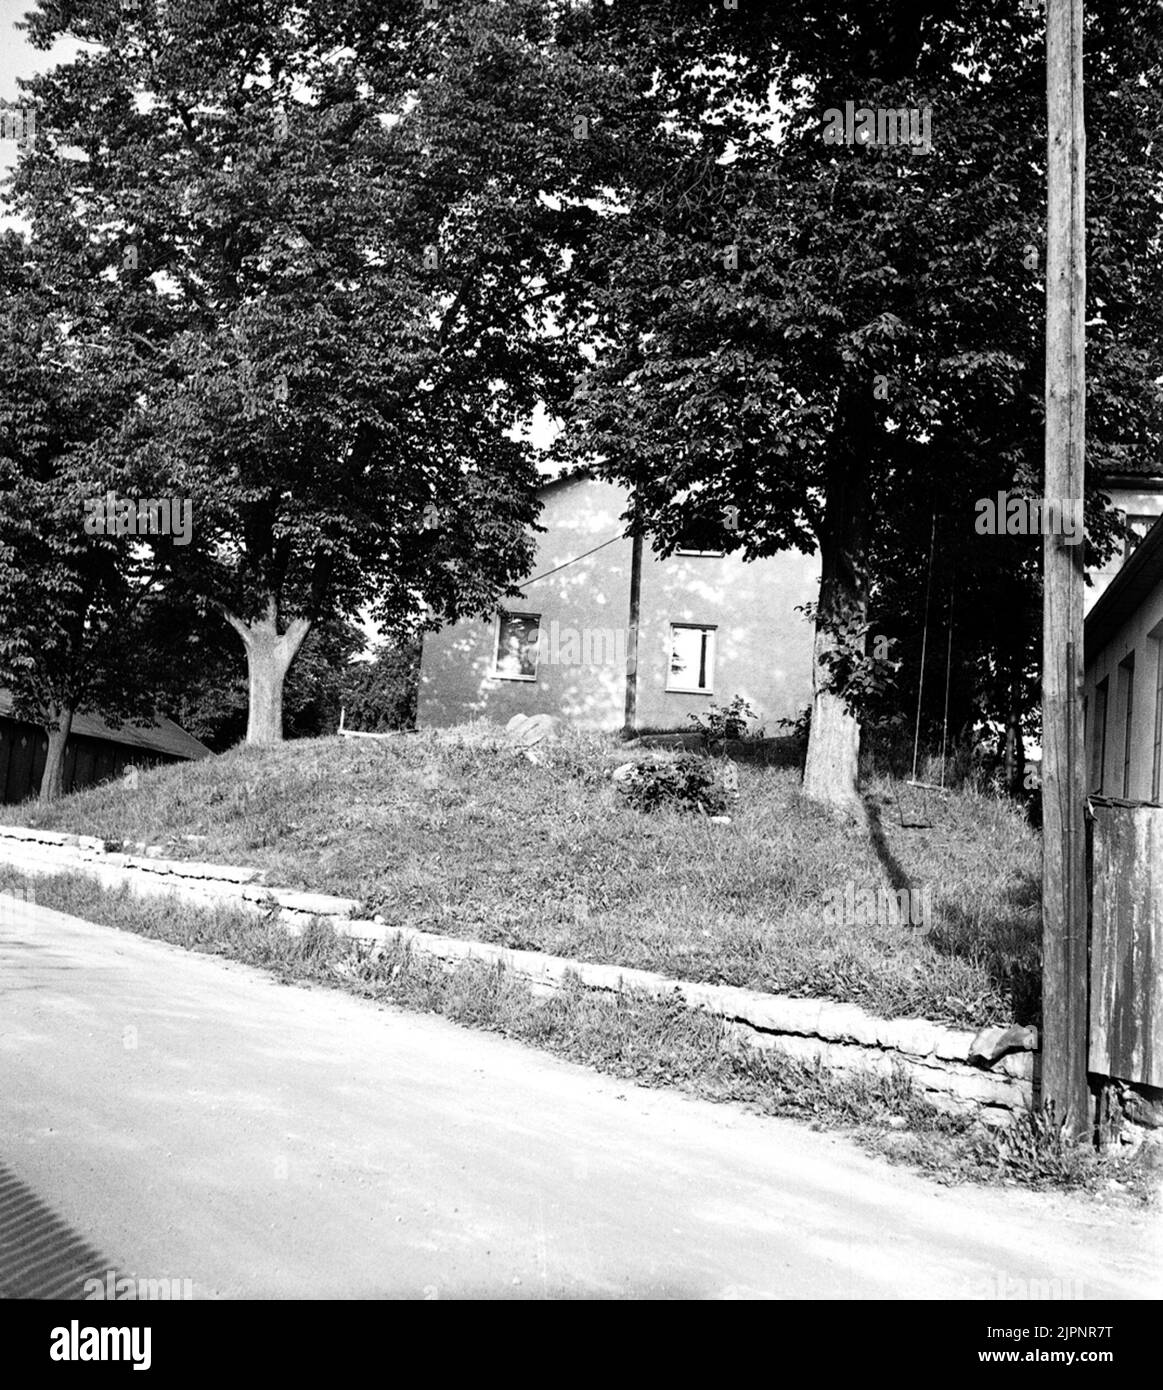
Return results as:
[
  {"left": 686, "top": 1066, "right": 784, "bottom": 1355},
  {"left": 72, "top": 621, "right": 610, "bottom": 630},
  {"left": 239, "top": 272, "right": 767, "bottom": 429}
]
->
[
  {"left": 618, "top": 754, "right": 729, "bottom": 816},
  {"left": 688, "top": 695, "right": 759, "bottom": 746}
]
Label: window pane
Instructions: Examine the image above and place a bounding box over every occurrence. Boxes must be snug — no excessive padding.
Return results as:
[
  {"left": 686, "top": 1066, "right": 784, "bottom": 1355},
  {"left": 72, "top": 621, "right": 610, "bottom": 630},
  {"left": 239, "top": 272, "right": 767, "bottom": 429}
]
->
[
  {"left": 495, "top": 614, "right": 540, "bottom": 678},
  {"left": 669, "top": 626, "right": 713, "bottom": 691}
]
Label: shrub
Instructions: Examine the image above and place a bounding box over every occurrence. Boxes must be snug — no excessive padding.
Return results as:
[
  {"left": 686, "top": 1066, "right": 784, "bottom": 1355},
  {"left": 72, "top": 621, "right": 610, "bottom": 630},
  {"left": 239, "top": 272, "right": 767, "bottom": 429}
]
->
[
  {"left": 618, "top": 754, "right": 729, "bottom": 816},
  {"left": 688, "top": 695, "right": 759, "bottom": 746}
]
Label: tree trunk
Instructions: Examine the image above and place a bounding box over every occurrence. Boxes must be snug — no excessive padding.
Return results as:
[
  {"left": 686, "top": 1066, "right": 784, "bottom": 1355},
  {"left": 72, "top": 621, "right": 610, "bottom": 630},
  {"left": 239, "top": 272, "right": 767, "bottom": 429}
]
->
[
  {"left": 39, "top": 703, "right": 75, "bottom": 804},
  {"left": 802, "top": 394, "right": 869, "bottom": 817},
  {"left": 224, "top": 597, "right": 311, "bottom": 746},
  {"left": 802, "top": 603, "right": 865, "bottom": 815}
]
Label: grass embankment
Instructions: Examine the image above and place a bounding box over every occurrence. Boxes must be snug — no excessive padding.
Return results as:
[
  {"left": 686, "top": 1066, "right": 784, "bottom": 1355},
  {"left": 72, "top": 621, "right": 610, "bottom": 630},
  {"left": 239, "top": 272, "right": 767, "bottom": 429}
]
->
[
  {"left": 4, "top": 727, "right": 1042, "bottom": 1028},
  {"left": 2, "top": 867, "right": 1149, "bottom": 1200}
]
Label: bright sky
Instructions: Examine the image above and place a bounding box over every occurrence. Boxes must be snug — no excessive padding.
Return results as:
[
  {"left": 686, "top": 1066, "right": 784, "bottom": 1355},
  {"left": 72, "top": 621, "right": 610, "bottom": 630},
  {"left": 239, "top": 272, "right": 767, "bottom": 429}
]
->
[
  {"left": 0, "top": 0, "right": 40, "bottom": 104},
  {"left": 0, "top": 0, "right": 84, "bottom": 192}
]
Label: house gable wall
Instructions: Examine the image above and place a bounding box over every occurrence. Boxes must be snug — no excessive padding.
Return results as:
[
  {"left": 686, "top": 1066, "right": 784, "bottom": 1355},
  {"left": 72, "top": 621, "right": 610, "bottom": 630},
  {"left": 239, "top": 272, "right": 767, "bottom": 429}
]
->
[
  {"left": 417, "top": 476, "right": 819, "bottom": 732},
  {"left": 633, "top": 543, "right": 818, "bottom": 732},
  {"left": 418, "top": 475, "right": 635, "bottom": 729},
  {"left": 1088, "top": 481, "right": 1163, "bottom": 613}
]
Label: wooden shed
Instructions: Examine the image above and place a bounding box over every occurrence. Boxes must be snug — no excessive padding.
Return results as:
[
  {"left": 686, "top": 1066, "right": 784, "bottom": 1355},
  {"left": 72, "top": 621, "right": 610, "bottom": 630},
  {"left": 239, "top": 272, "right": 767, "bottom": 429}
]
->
[{"left": 0, "top": 691, "right": 210, "bottom": 805}]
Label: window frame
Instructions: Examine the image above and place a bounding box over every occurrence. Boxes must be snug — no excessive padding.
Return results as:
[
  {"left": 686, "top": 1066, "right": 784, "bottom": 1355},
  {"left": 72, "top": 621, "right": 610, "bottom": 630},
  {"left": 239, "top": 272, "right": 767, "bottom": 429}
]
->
[
  {"left": 491, "top": 611, "right": 542, "bottom": 683},
  {"left": 666, "top": 623, "right": 717, "bottom": 695}
]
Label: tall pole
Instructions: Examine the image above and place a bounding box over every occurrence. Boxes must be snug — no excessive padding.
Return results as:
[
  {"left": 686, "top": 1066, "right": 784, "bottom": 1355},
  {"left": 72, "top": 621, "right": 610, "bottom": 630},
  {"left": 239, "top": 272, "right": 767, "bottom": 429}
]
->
[
  {"left": 623, "top": 531, "right": 643, "bottom": 736},
  {"left": 1042, "top": 0, "right": 1090, "bottom": 1134}
]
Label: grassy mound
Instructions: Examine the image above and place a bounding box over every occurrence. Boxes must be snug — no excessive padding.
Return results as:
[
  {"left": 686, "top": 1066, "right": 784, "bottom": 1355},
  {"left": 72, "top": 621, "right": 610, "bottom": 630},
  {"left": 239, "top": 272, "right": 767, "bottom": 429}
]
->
[{"left": 4, "top": 727, "right": 1042, "bottom": 1027}]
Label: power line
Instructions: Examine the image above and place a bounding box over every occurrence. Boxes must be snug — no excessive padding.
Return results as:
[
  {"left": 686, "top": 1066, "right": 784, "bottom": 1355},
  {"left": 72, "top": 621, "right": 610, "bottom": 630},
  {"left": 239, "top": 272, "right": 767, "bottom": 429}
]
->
[{"left": 515, "top": 533, "right": 625, "bottom": 590}]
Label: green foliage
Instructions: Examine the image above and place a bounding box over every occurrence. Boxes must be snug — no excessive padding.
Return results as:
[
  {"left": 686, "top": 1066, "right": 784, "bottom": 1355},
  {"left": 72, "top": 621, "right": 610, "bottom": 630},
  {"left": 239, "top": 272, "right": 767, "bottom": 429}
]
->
[
  {"left": 4, "top": 0, "right": 633, "bottom": 733},
  {"left": 618, "top": 753, "right": 729, "bottom": 817},
  {"left": 339, "top": 641, "right": 421, "bottom": 734},
  {"left": 563, "top": 0, "right": 1163, "bottom": 755},
  {"left": 688, "top": 695, "right": 759, "bottom": 746},
  {"left": 0, "top": 234, "right": 205, "bottom": 755}
]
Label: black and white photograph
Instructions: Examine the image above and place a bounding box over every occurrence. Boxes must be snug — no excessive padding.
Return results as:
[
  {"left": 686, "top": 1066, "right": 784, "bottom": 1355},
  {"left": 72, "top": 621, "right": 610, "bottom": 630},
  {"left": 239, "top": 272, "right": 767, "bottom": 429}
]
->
[{"left": 0, "top": 0, "right": 1159, "bottom": 1358}]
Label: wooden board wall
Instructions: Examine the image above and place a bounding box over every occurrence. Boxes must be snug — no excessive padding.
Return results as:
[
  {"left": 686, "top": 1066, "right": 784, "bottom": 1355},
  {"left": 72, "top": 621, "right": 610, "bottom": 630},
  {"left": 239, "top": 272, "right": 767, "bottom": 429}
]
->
[{"left": 1089, "top": 804, "right": 1163, "bottom": 1088}]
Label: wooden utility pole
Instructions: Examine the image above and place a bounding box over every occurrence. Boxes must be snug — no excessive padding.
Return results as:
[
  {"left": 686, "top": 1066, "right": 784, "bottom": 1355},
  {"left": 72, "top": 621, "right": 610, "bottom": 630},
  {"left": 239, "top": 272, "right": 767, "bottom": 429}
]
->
[
  {"left": 1041, "top": 0, "right": 1090, "bottom": 1134},
  {"left": 623, "top": 531, "right": 643, "bottom": 735}
]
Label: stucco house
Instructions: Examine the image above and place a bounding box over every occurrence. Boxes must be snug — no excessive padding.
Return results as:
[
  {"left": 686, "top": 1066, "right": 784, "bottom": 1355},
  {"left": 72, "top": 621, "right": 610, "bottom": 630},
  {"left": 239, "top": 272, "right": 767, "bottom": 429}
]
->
[
  {"left": 418, "top": 472, "right": 820, "bottom": 733},
  {"left": 1084, "top": 513, "right": 1163, "bottom": 804}
]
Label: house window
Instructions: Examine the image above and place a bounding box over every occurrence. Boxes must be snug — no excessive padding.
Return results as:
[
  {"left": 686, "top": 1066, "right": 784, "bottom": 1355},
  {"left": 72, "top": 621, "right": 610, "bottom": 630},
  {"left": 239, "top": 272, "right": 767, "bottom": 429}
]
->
[
  {"left": 667, "top": 624, "right": 716, "bottom": 694},
  {"left": 493, "top": 612, "right": 540, "bottom": 681},
  {"left": 1091, "top": 677, "right": 1108, "bottom": 794},
  {"left": 1153, "top": 636, "right": 1163, "bottom": 802},
  {"left": 1118, "top": 654, "right": 1135, "bottom": 798}
]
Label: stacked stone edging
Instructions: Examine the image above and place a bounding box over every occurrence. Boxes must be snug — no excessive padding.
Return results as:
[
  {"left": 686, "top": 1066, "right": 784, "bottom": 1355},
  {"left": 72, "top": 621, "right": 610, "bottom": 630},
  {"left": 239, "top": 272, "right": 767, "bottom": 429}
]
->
[{"left": 0, "top": 823, "right": 1033, "bottom": 1122}]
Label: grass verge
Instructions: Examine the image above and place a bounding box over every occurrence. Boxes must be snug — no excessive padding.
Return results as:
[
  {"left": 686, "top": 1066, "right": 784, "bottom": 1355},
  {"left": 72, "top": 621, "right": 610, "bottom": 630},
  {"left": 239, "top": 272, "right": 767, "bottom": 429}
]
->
[
  {"left": 2, "top": 729, "right": 1042, "bottom": 1029},
  {"left": 4, "top": 866, "right": 1154, "bottom": 1204}
]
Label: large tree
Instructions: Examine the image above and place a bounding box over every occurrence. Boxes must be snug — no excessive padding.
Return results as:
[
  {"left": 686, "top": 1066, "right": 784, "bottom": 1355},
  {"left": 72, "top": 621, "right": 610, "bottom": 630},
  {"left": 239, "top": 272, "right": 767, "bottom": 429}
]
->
[
  {"left": 563, "top": 0, "right": 1162, "bottom": 811},
  {"left": 0, "top": 230, "right": 196, "bottom": 800},
  {"left": 9, "top": 0, "right": 625, "bottom": 742}
]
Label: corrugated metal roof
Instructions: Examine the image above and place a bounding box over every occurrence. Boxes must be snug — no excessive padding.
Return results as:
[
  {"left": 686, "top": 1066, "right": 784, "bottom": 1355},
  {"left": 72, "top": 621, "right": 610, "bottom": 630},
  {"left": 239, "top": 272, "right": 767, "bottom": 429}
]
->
[{"left": 0, "top": 691, "right": 210, "bottom": 761}]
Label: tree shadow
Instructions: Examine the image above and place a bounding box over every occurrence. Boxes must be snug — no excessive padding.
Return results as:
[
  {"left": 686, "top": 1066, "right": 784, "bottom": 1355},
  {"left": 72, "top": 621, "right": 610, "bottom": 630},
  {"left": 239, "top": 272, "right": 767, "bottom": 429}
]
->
[
  {"left": 862, "top": 790, "right": 916, "bottom": 897},
  {"left": 925, "top": 879, "right": 1043, "bottom": 1025},
  {"left": 862, "top": 788, "right": 1042, "bottom": 1024}
]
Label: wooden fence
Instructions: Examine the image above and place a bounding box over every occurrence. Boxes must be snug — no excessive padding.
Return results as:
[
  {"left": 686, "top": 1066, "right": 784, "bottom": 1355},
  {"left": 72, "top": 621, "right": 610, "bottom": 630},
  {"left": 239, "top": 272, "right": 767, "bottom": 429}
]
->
[
  {"left": 1089, "top": 802, "right": 1163, "bottom": 1089},
  {"left": 0, "top": 717, "right": 172, "bottom": 806}
]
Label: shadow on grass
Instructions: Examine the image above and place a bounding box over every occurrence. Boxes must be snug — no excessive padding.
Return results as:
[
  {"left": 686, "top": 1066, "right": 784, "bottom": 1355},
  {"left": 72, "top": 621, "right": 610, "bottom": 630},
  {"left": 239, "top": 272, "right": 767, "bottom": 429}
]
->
[
  {"left": 862, "top": 786, "right": 1042, "bottom": 1026},
  {"left": 862, "top": 792, "right": 916, "bottom": 898},
  {"left": 925, "top": 874, "right": 1043, "bottom": 1026}
]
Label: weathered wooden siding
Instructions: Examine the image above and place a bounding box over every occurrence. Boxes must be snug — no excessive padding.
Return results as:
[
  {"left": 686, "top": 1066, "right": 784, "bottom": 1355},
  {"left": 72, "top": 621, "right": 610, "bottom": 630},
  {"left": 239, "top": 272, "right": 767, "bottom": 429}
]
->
[
  {"left": 1089, "top": 803, "right": 1163, "bottom": 1087},
  {"left": 0, "top": 717, "right": 175, "bottom": 806}
]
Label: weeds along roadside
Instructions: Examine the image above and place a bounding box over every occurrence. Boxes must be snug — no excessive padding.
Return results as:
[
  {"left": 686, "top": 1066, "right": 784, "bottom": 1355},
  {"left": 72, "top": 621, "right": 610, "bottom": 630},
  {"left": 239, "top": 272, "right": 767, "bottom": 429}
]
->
[{"left": 2, "top": 867, "right": 1154, "bottom": 1204}]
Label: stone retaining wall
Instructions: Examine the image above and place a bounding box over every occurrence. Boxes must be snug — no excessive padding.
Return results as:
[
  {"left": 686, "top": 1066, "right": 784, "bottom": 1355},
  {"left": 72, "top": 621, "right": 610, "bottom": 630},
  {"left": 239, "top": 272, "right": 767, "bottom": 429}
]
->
[{"left": 0, "top": 823, "right": 1035, "bottom": 1124}]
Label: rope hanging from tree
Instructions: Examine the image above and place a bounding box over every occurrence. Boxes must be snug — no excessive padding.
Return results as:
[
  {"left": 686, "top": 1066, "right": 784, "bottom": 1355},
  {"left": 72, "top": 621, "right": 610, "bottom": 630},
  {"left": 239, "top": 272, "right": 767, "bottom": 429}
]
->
[{"left": 896, "top": 513, "right": 955, "bottom": 829}]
